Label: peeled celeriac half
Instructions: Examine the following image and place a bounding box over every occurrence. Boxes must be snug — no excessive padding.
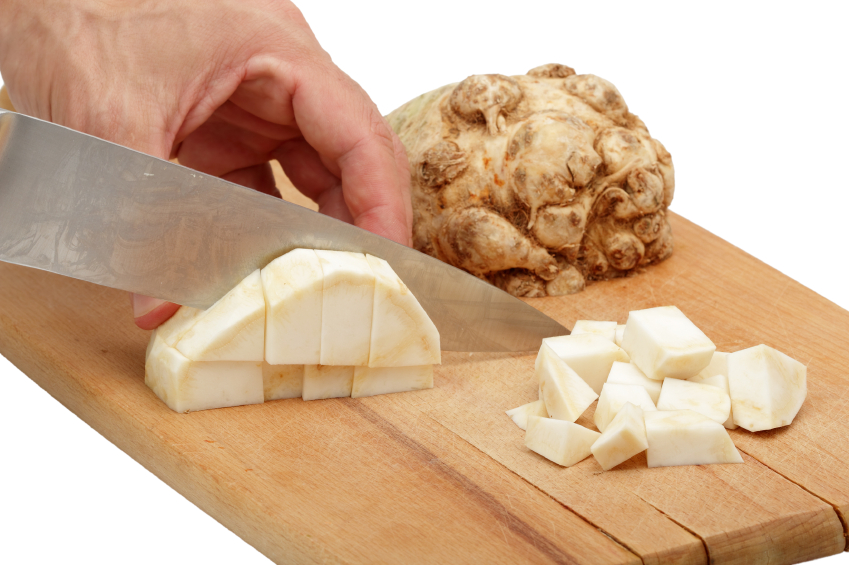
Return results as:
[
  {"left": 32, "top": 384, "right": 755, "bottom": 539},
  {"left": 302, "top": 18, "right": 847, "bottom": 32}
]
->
[
  {"left": 525, "top": 416, "right": 600, "bottom": 467},
  {"left": 656, "top": 378, "right": 731, "bottom": 425},
  {"left": 727, "top": 344, "right": 806, "bottom": 432},
  {"left": 537, "top": 342, "right": 598, "bottom": 422},
  {"left": 506, "top": 400, "right": 549, "bottom": 431},
  {"left": 539, "top": 333, "right": 630, "bottom": 394},
  {"left": 645, "top": 410, "right": 743, "bottom": 467},
  {"left": 621, "top": 306, "right": 715, "bottom": 380},
  {"left": 591, "top": 402, "right": 648, "bottom": 471},
  {"left": 145, "top": 249, "right": 440, "bottom": 413}
]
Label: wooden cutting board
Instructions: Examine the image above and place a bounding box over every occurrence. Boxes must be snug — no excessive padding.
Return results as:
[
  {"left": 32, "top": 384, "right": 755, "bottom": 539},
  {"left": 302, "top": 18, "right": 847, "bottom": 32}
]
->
[{"left": 1, "top": 160, "right": 848, "bottom": 564}]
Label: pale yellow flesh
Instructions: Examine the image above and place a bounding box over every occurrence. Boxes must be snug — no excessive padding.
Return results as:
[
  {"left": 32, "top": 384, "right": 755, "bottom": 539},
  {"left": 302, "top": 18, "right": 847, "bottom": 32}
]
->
[
  {"left": 614, "top": 324, "right": 626, "bottom": 347},
  {"left": 539, "top": 333, "right": 630, "bottom": 394},
  {"left": 366, "top": 255, "right": 440, "bottom": 367},
  {"left": 688, "top": 373, "right": 737, "bottom": 429},
  {"left": 505, "top": 400, "right": 549, "bottom": 431},
  {"left": 262, "top": 363, "right": 305, "bottom": 401},
  {"left": 657, "top": 378, "right": 731, "bottom": 425},
  {"left": 644, "top": 410, "right": 743, "bottom": 467},
  {"left": 621, "top": 306, "right": 715, "bottom": 380},
  {"left": 176, "top": 269, "right": 265, "bottom": 362},
  {"left": 571, "top": 320, "right": 617, "bottom": 343},
  {"left": 727, "top": 344, "right": 807, "bottom": 432},
  {"left": 692, "top": 351, "right": 729, "bottom": 381},
  {"left": 537, "top": 342, "right": 598, "bottom": 422},
  {"left": 261, "top": 249, "right": 323, "bottom": 365},
  {"left": 317, "top": 251, "right": 375, "bottom": 366},
  {"left": 594, "top": 383, "right": 657, "bottom": 433},
  {"left": 302, "top": 365, "right": 355, "bottom": 401},
  {"left": 591, "top": 402, "right": 648, "bottom": 471},
  {"left": 524, "top": 416, "right": 601, "bottom": 467},
  {"left": 607, "top": 361, "right": 661, "bottom": 404},
  {"left": 351, "top": 365, "right": 433, "bottom": 398}
]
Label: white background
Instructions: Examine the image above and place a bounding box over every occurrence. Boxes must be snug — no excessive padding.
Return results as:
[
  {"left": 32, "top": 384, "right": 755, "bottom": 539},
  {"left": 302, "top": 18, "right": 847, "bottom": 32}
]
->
[{"left": 1, "top": 1, "right": 848, "bottom": 563}]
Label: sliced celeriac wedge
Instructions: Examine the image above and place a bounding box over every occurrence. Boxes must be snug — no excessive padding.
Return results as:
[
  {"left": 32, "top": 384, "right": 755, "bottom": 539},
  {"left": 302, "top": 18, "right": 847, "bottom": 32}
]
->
[
  {"left": 614, "top": 324, "right": 626, "bottom": 347},
  {"left": 537, "top": 343, "right": 598, "bottom": 422},
  {"left": 261, "top": 249, "right": 323, "bottom": 365},
  {"left": 351, "top": 365, "right": 433, "bottom": 398},
  {"left": 656, "top": 378, "right": 731, "bottom": 425},
  {"left": 621, "top": 306, "right": 715, "bottom": 380},
  {"left": 689, "top": 373, "right": 737, "bottom": 429},
  {"left": 262, "top": 363, "right": 304, "bottom": 401},
  {"left": 538, "top": 334, "right": 630, "bottom": 394},
  {"left": 594, "top": 383, "right": 657, "bottom": 432},
  {"left": 156, "top": 305, "right": 204, "bottom": 348},
  {"left": 692, "top": 351, "right": 729, "bottom": 381},
  {"left": 366, "top": 255, "right": 440, "bottom": 367},
  {"left": 175, "top": 269, "right": 265, "bottom": 362},
  {"left": 645, "top": 410, "right": 743, "bottom": 467},
  {"left": 145, "top": 334, "right": 264, "bottom": 413},
  {"left": 505, "top": 400, "right": 548, "bottom": 431},
  {"left": 571, "top": 320, "right": 617, "bottom": 343},
  {"left": 591, "top": 402, "right": 648, "bottom": 471},
  {"left": 727, "top": 345, "right": 807, "bottom": 432},
  {"left": 316, "top": 251, "right": 375, "bottom": 366},
  {"left": 607, "top": 361, "right": 661, "bottom": 404},
  {"left": 302, "top": 365, "right": 355, "bottom": 401},
  {"left": 525, "top": 416, "right": 600, "bottom": 467}
]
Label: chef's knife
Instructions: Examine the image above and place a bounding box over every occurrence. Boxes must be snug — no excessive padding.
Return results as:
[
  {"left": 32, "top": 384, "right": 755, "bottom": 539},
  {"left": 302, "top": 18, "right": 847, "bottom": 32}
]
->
[{"left": 0, "top": 109, "right": 568, "bottom": 351}]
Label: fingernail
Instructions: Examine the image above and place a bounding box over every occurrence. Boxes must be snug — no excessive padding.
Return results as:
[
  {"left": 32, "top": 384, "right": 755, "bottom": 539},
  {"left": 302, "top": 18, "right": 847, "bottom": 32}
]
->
[{"left": 132, "top": 293, "right": 167, "bottom": 318}]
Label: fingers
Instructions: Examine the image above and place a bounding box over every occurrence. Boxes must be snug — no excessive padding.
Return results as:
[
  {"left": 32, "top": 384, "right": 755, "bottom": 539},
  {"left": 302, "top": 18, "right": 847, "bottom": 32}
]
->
[
  {"left": 132, "top": 293, "right": 181, "bottom": 330},
  {"left": 221, "top": 162, "right": 279, "bottom": 197}
]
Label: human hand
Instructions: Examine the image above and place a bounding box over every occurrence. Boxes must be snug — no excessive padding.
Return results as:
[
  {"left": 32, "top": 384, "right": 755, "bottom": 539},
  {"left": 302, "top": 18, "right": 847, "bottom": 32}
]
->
[{"left": 0, "top": 0, "right": 412, "bottom": 329}]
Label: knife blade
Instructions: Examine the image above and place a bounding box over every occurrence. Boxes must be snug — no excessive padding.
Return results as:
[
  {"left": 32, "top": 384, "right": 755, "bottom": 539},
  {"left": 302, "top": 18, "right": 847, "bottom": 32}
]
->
[{"left": 0, "top": 109, "right": 568, "bottom": 351}]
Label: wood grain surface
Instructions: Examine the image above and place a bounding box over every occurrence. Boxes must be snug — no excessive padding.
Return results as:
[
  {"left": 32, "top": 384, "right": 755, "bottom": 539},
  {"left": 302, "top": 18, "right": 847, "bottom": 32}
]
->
[{"left": 0, "top": 130, "right": 847, "bottom": 563}]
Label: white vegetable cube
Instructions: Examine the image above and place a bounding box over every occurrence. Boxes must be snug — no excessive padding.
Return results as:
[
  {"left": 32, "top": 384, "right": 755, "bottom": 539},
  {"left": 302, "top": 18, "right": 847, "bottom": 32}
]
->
[
  {"left": 316, "top": 251, "right": 375, "bottom": 366},
  {"left": 261, "top": 249, "right": 323, "bottom": 365},
  {"left": 727, "top": 345, "right": 807, "bottom": 432},
  {"left": 539, "top": 334, "right": 630, "bottom": 394},
  {"left": 656, "top": 378, "right": 731, "bottom": 425},
  {"left": 607, "top": 361, "right": 662, "bottom": 404},
  {"left": 302, "top": 365, "right": 354, "bottom": 401},
  {"left": 262, "top": 363, "right": 304, "bottom": 401},
  {"left": 505, "top": 400, "right": 548, "bottom": 431},
  {"left": 614, "top": 324, "right": 626, "bottom": 347},
  {"left": 594, "top": 383, "right": 657, "bottom": 433},
  {"left": 366, "top": 255, "right": 440, "bottom": 367},
  {"left": 693, "top": 351, "right": 729, "bottom": 380},
  {"left": 571, "top": 320, "right": 617, "bottom": 343},
  {"left": 176, "top": 270, "right": 265, "bottom": 362},
  {"left": 645, "top": 410, "right": 743, "bottom": 468},
  {"left": 351, "top": 365, "right": 433, "bottom": 398},
  {"left": 621, "top": 306, "right": 715, "bottom": 380},
  {"left": 524, "top": 416, "right": 601, "bottom": 467},
  {"left": 537, "top": 343, "right": 597, "bottom": 422},
  {"left": 689, "top": 373, "right": 737, "bottom": 430},
  {"left": 591, "top": 402, "right": 648, "bottom": 471},
  {"left": 145, "top": 334, "right": 264, "bottom": 413}
]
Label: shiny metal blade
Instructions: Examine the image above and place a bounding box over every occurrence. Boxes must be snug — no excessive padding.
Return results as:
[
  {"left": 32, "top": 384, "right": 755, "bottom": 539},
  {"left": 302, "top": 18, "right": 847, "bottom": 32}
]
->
[{"left": 0, "top": 110, "right": 568, "bottom": 351}]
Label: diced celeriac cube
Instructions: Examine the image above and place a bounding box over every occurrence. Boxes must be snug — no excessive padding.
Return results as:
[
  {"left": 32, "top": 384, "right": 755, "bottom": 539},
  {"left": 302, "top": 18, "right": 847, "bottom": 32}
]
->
[
  {"left": 594, "top": 383, "right": 657, "bottom": 432},
  {"left": 302, "top": 365, "right": 355, "bottom": 400},
  {"left": 621, "top": 306, "right": 715, "bottom": 380},
  {"left": 644, "top": 410, "right": 743, "bottom": 467},
  {"left": 571, "top": 320, "right": 617, "bottom": 343},
  {"left": 262, "top": 363, "right": 304, "bottom": 401},
  {"left": 351, "top": 365, "right": 433, "bottom": 398},
  {"left": 316, "top": 251, "right": 374, "bottom": 366},
  {"left": 366, "top": 255, "right": 441, "bottom": 367},
  {"left": 145, "top": 334, "right": 264, "bottom": 413},
  {"left": 505, "top": 400, "right": 549, "bottom": 431},
  {"left": 656, "top": 378, "right": 731, "bottom": 425},
  {"left": 537, "top": 343, "right": 598, "bottom": 422},
  {"left": 692, "top": 351, "right": 729, "bottom": 381},
  {"left": 591, "top": 402, "right": 648, "bottom": 471},
  {"left": 614, "top": 324, "right": 626, "bottom": 347},
  {"left": 727, "top": 345, "right": 807, "bottom": 432},
  {"left": 525, "top": 416, "right": 600, "bottom": 467},
  {"left": 261, "top": 249, "right": 323, "bottom": 365},
  {"left": 606, "top": 361, "right": 662, "bottom": 404},
  {"left": 688, "top": 373, "right": 737, "bottom": 430},
  {"left": 175, "top": 269, "right": 266, "bottom": 362},
  {"left": 538, "top": 334, "right": 630, "bottom": 394}
]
